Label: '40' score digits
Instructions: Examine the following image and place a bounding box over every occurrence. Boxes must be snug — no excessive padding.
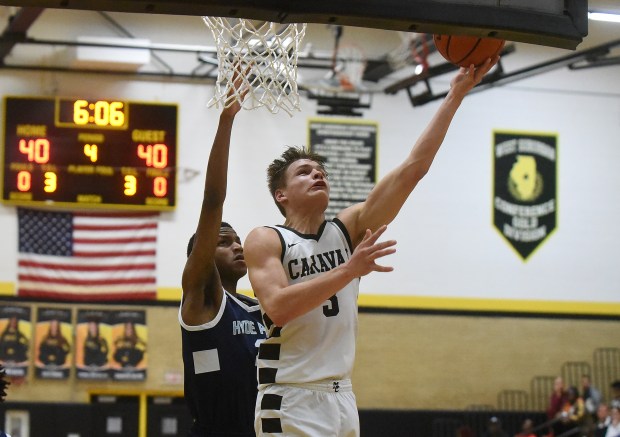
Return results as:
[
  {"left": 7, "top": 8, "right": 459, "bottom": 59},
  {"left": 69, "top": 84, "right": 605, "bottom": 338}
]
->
[
  {"left": 124, "top": 143, "right": 170, "bottom": 197},
  {"left": 16, "top": 138, "right": 56, "bottom": 193}
]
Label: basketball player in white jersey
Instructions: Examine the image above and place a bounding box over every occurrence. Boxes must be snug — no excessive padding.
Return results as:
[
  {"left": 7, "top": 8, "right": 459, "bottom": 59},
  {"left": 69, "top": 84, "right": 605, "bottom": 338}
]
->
[{"left": 244, "top": 57, "right": 499, "bottom": 436}]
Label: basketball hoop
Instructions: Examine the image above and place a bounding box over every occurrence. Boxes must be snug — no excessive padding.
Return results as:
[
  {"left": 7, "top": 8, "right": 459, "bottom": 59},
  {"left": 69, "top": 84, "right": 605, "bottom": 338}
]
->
[
  {"left": 203, "top": 17, "right": 307, "bottom": 116},
  {"left": 388, "top": 32, "right": 431, "bottom": 73},
  {"left": 337, "top": 45, "right": 367, "bottom": 91}
]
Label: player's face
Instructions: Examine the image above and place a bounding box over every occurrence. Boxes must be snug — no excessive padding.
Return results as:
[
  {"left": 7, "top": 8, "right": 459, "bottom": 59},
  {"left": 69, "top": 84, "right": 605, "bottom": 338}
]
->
[
  {"left": 281, "top": 159, "right": 329, "bottom": 210},
  {"left": 215, "top": 228, "right": 246, "bottom": 280}
]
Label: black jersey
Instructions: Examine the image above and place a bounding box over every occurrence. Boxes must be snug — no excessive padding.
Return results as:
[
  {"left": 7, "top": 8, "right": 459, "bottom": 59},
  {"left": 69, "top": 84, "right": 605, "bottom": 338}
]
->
[
  {"left": 84, "top": 336, "right": 108, "bottom": 367},
  {"left": 39, "top": 337, "right": 70, "bottom": 366},
  {"left": 180, "top": 291, "right": 266, "bottom": 437}
]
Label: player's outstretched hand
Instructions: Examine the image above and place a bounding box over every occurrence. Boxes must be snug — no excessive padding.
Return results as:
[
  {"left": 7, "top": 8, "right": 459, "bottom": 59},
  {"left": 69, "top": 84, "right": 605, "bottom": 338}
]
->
[
  {"left": 222, "top": 62, "right": 252, "bottom": 117},
  {"left": 345, "top": 225, "right": 396, "bottom": 278},
  {"left": 450, "top": 55, "right": 500, "bottom": 96}
]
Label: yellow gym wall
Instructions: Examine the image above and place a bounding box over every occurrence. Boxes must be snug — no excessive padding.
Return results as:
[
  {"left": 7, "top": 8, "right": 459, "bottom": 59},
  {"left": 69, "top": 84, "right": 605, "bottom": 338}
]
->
[{"left": 4, "top": 301, "right": 617, "bottom": 410}]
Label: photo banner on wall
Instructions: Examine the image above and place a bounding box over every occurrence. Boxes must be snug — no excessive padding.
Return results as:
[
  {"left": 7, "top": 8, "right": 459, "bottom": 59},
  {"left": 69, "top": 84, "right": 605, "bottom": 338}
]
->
[
  {"left": 0, "top": 305, "right": 31, "bottom": 378},
  {"left": 493, "top": 131, "right": 557, "bottom": 260},
  {"left": 111, "top": 310, "right": 147, "bottom": 381},
  {"left": 308, "top": 118, "right": 377, "bottom": 219},
  {"left": 75, "top": 309, "right": 112, "bottom": 380},
  {"left": 34, "top": 307, "right": 73, "bottom": 379}
]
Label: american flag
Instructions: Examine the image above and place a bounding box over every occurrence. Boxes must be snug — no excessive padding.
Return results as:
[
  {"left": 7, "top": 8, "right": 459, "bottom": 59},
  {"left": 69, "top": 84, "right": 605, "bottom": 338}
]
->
[{"left": 17, "top": 208, "right": 159, "bottom": 301}]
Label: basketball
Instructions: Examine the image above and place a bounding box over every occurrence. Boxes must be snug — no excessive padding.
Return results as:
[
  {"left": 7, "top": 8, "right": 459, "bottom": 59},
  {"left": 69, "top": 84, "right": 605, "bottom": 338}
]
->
[{"left": 433, "top": 34, "right": 505, "bottom": 68}]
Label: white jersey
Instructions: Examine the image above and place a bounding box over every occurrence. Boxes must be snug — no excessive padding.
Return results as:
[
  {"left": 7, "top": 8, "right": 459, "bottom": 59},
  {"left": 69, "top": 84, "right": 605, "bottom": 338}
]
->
[{"left": 256, "top": 219, "right": 360, "bottom": 387}]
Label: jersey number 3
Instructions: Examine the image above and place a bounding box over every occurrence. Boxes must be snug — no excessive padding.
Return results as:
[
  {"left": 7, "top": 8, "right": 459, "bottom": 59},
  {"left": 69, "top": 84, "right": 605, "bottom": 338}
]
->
[{"left": 323, "top": 295, "right": 340, "bottom": 317}]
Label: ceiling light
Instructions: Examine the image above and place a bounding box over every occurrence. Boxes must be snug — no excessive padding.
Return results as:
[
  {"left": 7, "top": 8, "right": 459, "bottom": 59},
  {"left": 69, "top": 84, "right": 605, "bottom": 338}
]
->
[{"left": 588, "top": 11, "right": 620, "bottom": 23}]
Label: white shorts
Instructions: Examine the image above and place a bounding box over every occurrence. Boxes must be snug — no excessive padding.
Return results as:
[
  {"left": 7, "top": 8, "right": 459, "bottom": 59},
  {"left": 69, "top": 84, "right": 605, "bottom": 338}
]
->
[{"left": 255, "top": 379, "right": 359, "bottom": 437}]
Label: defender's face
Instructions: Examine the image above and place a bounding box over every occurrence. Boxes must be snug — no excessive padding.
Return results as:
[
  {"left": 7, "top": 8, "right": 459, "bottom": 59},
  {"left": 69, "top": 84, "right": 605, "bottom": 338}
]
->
[
  {"left": 279, "top": 159, "right": 329, "bottom": 210},
  {"left": 214, "top": 229, "right": 246, "bottom": 279}
]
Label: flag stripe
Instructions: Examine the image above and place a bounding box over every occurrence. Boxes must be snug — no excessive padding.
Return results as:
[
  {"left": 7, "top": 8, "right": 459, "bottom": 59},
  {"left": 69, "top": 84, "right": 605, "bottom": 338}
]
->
[
  {"left": 18, "top": 288, "right": 157, "bottom": 301},
  {"left": 19, "top": 263, "right": 154, "bottom": 275},
  {"left": 72, "top": 250, "right": 156, "bottom": 257},
  {"left": 74, "top": 237, "right": 157, "bottom": 244},
  {"left": 18, "top": 260, "right": 156, "bottom": 271},
  {"left": 18, "top": 275, "right": 156, "bottom": 286},
  {"left": 74, "top": 223, "right": 158, "bottom": 231},
  {"left": 19, "top": 281, "right": 157, "bottom": 293},
  {"left": 18, "top": 253, "right": 155, "bottom": 267},
  {"left": 17, "top": 208, "right": 159, "bottom": 301}
]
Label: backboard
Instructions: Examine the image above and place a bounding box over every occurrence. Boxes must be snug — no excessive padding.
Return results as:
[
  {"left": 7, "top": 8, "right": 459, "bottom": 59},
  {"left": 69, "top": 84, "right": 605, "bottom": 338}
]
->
[{"left": 1, "top": 0, "right": 588, "bottom": 49}]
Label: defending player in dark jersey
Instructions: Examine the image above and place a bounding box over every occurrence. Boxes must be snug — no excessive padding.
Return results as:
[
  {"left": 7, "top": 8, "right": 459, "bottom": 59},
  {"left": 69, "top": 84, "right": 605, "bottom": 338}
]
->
[
  {"left": 245, "top": 58, "right": 499, "bottom": 436},
  {"left": 180, "top": 65, "right": 266, "bottom": 437}
]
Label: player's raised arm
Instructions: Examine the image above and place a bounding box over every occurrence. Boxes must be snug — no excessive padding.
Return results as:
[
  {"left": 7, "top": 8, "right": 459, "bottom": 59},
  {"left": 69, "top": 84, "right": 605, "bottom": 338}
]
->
[
  {"left": 245, "top": 225, "right": 395, "bottom": 326},
  {"left": 181, "top": 66, "right": 249, "bottom": 326},
  {"left": 338, "top": 57, "right": 499, "bottom": 247}
]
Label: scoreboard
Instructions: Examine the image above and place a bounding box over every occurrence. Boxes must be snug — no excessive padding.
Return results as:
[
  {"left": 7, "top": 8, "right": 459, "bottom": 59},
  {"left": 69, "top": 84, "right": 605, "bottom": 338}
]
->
[{"left": 1, "top": 96, "right": 177, "bottom": 211}]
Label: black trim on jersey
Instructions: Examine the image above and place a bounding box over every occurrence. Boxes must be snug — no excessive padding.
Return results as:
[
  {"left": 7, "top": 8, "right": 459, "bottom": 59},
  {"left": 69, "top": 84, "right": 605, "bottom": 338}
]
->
[
  {"left": 276, "top": 220, "right": 327, "bottom": 241},
  {"left": 259, "top": 367, "right": 278, "bottom": 384},
  {"left": 261, "top": 394, "right": 283, "bottom": 410},
  {"left": 332, "top": 217, "right": 354, "bottom": 254},
  {"left": 263, "top": 314, "right": 274, "bottom": 329},
  {"left": 262, "top": 418, "right": 283, "bottom": 433},
  {"left": 258, "top": 343, "right": 281, "bottom": 360},
  {"left": 271, "top": 327, "right": 282, "bottom": 338},
  {"left": 266, "top": 226, "right": 287, "bottom": 263}
]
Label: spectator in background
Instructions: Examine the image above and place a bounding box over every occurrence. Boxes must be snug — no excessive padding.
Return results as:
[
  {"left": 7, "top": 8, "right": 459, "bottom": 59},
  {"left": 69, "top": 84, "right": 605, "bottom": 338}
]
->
[
  {"left": 605, "top": 406, "right": 620, "bottom": 437},
  {"left": 557, "top": 385, "right": 587, "bottom": 435},
  {"left": 483, "top": 416, "right": 509, "bottom": 437},
  {"left": 547, "top": 376, "right": 568, "bottom": 437},
  {"left": 515, "top": 418, "right": 537, "bottom": 437},
  {"left": 583, "top": 374, "right": 603, "bottom": 421},
  {"left": 457, "top": 425, "right": 476, "bottom": 437},
  {"left": 594, "top": 403, "right": 611, "bottom": 437},
  {"left": 610, "top": 381, "right": 620, "bottom": 409}
]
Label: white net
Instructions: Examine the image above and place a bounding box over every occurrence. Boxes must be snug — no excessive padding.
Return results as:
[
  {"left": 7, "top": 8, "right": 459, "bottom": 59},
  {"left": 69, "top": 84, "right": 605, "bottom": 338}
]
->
[{"left": 203, "top": 17, "right": 307, "bottom": 116}]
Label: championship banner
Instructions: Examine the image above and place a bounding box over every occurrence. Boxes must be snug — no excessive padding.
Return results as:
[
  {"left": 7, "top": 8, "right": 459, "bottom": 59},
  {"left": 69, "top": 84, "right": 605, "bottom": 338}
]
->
[
  {"left": 308, "top": 118, "right": 377, "bottom": 219},
  {"left": 0, "top": 305, "right": 31, "bottom": 378},
  {"left": 75, "top": 309, "right": 112, "bottom": 380},
  {"left": 110, "top": 310, "right": 147, "bottom": 381},
  {"left": 34, "top": 307, "right": 73, "bottom": 379},
  {"left": 493, "top": 131, "right": 557, "bottom": 260}
]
